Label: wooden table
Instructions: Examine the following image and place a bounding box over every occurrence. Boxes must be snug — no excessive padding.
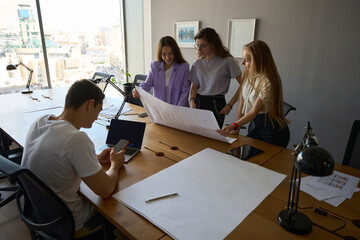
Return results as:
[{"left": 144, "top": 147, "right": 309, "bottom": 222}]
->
[
  {"left": 79, "top": 119, "right": 287, "bottom": 240},
  {"left": 81, "top": 132, "right": 360, "bottom": 240}
]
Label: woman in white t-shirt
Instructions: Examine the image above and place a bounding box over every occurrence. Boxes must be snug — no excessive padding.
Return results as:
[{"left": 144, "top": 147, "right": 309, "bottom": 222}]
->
[{"left": 217, "top": 40, "right": 290, "bottom": 147}]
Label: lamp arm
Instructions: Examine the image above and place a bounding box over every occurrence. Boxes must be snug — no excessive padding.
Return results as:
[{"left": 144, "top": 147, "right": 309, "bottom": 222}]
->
[
  {"left": 105, "top": 76, "right": 128, "bottom": 98},
  {"left": 104, "top": 76, "right": 129, "bottom": 119},
  {"left": 18, "top": 62, "right": 33, "bottom": 72},
  {"left": 287, "top": 152, "right": 301, "bottom": 216},
  {"left": 18, "top": 62, "right": 34, "bottom": 89}
]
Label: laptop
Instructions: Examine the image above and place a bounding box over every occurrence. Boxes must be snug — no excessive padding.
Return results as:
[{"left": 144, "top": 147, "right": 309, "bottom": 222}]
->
[{"left": 97, "top": 119, "right": 146, "bottom": 163}]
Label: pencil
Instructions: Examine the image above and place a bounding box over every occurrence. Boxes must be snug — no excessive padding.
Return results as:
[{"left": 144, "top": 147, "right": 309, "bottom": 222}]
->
[{"left": 145, "top": 193, "right": 178, "bottom": 203}]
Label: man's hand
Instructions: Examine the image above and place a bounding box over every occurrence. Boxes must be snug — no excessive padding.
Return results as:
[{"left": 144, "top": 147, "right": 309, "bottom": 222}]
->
[
  {"left": 97, "top": 148, "right": 111, "bottom": 164},
  {"left": 109, "top": 148, "right": 125, "bottom": 170}
]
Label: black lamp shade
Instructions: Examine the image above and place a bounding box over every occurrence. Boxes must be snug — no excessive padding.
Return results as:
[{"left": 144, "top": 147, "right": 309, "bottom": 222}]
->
[
  {"left": 295, "top": 146, "right": 335, "bottom": 176},
  {"left": 6, "top": 64, "right": 17, "bottom": 70}
]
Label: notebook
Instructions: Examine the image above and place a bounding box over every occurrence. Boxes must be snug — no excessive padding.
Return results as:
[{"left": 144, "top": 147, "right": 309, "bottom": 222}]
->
[{"left": 97, "top": 119, "right": 146, "bottom": 163}]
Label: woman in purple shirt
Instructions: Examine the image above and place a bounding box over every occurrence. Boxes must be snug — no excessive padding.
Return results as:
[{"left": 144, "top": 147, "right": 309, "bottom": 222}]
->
[{"left": 132, "top": 36, "right": 191, "bottom": 107}]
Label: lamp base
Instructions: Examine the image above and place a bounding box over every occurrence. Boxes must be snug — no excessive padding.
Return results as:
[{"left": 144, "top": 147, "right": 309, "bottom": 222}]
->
[
  {"left": 22, "top": 90, "right": 33, "bottom": 94},
  {"left": 278, "top": 209, "right": 312, "bottom": 234}
]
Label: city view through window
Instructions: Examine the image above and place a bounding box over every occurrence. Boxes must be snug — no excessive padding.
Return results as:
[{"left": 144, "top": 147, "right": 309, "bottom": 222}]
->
[{"left": 0, "top": 0, "right": 125, "bottom": 94}]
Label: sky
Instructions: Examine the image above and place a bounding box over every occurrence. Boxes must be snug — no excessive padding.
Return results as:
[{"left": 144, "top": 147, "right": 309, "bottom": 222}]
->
[{"left": 0, "top": 0, "right": 122, "bottom": 32}]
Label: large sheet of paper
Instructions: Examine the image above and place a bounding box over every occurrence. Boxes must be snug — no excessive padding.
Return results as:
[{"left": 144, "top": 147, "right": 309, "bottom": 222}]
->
[
  {"left": 136, "top": 86, "right": 236, "bottom": 143},
  {"left": 113, "top": 148, "right": 286, "bottom": 240}
]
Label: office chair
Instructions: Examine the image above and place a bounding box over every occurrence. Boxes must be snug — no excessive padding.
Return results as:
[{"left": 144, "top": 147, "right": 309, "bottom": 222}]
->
[
  {"left": 0, "top": 155, "right": 114, "bottom": 240},
  {"left": 0, "top": 131, "right": 23, "bottom": 174},
  {"left": 283, "top": 101, "right": 296, "bottom": 117},
  {"left": 247, "top": 101, "right": 296, "bottom": 134},
  {"left": 0, "top": 131, "right": 21, "bottom": 208},
  {"left": 127, "top": 74, "right": 147, "bottom": 107},
  {"left": 343, "top": 120, "right": 360, "bottom": 169},
  {"left": 91, "top": 72, "right": 112, "bottom": 93}
]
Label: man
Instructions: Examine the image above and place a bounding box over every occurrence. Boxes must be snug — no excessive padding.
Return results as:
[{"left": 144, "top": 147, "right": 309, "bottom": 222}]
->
[{"left": 21, "top": 79, "right": 124, "bottom": 237}]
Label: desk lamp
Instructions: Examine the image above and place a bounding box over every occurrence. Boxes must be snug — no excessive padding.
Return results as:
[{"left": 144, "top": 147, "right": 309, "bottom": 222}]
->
[
  {"left": 278, "top": 121, "right": 335, "bottom": 234},
  {"left": 92, "top": 75, "right": 129, "bottom": 119},
  {"left": 6, "top": 62, "right": 34, "bottom": 94}
]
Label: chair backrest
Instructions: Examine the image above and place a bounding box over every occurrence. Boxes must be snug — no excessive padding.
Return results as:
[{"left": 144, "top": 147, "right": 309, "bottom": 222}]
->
[
  {"left": 127, "top": 74, "right": 147, "bottom": 107},
  {"left": 91, "top": 72, "right": 113, "bottom": 93},
  {"left": 283, "top": 101, "right": 296, "bottom": 117},
  {"left": 0, "top": 155, "right": 75, "bottom": 240},
  {"left": 343, "top": 120, "right": 360, "bottom": 169}
]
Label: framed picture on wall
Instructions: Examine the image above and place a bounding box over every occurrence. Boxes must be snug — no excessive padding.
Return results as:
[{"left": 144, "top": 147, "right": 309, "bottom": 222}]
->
[
  {"left": 173, "top": 21, "right": 199, "bottom": 48},
  {"left": 227, "top": 19, "right": 256, "bottom": 58}
]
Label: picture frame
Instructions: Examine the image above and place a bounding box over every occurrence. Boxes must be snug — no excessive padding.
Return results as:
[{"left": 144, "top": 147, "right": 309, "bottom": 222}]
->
[
  {"left": 173, "top": 21, "right": 199, "bottom": 48},
  {"left": 227, "top": 19, "right": 256, "bottom": 58}
]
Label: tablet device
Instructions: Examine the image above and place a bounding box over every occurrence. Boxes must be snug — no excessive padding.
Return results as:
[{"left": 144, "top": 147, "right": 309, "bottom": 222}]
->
[{"left": 227, "top": 144, "right": 264, "bottom": 160}]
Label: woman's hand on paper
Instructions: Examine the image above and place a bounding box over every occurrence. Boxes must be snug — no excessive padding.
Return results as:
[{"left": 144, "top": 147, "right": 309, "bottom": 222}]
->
[{"left": 132, "top": 89, "right": 140, "bottom": 98}]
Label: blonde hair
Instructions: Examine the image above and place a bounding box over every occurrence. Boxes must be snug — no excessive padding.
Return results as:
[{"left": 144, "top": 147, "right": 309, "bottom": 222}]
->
[{"left": 241, "top": 40, "right": 289, "bottom": 128}]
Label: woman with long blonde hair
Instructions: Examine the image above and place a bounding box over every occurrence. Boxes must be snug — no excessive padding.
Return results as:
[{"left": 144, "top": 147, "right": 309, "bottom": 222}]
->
[{"left": 217, "top": 40, "right": 290, "bottom": 147}]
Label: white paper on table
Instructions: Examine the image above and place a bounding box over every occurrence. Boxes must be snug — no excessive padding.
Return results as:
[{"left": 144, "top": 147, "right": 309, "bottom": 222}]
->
[
  {"left": 99, "top": 106, "right": 132, "bottom": 119},
  {"left": 113, "top": 148, "right": 286, "bottom": 240},
  {"left": 323, "top": 187, "right": 360, "bottom": 207},
  {"left": 136, "top": 86, "right": 236, "bottom": 143},
  {"left": 300, "top": 176, "right": 340, "bottom": 201},
  {"left": 310, "top": 170, "right": 360, "bottom": 199},
  {"left": 323, "top": 195, "right": 346, "bottom": 207}
]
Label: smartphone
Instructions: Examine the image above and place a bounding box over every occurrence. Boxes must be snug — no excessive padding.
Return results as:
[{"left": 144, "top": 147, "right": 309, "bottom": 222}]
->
[
  {"left": 227, "top": 144, "right": 264, "bottom": 160},
  {"left": 138, "top": 112, "right": 148, "bottom": 118},
  {"left": 113, "top": 139, "right": 129, "bottom": 153}
]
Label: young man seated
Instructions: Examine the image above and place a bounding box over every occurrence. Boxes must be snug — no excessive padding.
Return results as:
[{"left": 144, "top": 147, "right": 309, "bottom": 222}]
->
[{"left": 21, "top": 79, "right": 124, "bottom": 238}]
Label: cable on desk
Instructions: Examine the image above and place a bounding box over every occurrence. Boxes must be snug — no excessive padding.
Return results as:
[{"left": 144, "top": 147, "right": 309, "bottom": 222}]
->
[
  {"left": 158, "top": 141, "right": 192, "bottom": 156},
  {"left": 144, "top": 146, "right": 177, "bottom": 163},
  {"left": 299, "top": 206, "right": 347, "bottom": 234},
  {"left": 42, "top": 95, "right": 52, "bottom": 100},
  {"left": 30, "top": 96, "right": 40, "bottom": 102}
]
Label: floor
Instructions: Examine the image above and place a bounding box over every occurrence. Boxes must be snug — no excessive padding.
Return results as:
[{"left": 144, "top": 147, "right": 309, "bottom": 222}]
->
[{"left": 0, "top": 179, "right": 30, "bottom": 240}]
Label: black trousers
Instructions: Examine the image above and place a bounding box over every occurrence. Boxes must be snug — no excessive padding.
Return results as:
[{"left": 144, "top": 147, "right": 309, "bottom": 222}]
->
[
  {"left": 247, "top": 114, "right": 290, "bottom": 147},
  {"left": 196, "top": 94, "right": 226, "bottom": 128}
]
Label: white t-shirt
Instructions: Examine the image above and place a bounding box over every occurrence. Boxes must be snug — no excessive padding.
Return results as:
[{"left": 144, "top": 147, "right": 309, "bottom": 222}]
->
[
  {"left": 241, "top": 75, "right": 271, "bottom": 114},
  {"left": 21, "top": 114, "right": 102, "bottom": 230},
  {"left": 165, "top": 65, "right": 173, "bottom": 102}
]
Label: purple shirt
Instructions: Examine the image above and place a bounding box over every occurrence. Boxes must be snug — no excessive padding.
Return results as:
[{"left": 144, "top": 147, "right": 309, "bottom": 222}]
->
[{"left": 140, "top": 61, "right": 191, "bottom": 107}]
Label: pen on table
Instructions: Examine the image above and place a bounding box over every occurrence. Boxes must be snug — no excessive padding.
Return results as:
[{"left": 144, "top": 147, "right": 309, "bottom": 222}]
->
[{"left": 145, "top": 193, "right": 178, "bottom": 203}]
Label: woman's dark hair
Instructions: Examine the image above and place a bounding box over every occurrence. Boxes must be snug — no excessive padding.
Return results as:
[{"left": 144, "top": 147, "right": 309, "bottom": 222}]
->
[
  {"left": 194, "top": 28, "right": 232, "bottom": 58},
  {"left": 156, "top": 36, "right": 187, "bottom": 63},
  {"left": 65, "top": 79, "right": 105, "bottom": 109}
]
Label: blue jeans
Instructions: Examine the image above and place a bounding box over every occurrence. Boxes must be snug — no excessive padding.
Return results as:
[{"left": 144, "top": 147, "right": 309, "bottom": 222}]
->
[{"left": 247, "top": 114, "right": 290, "bottom": 147}]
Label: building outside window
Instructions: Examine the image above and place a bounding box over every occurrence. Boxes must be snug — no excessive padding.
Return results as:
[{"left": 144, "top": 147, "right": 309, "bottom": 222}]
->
[{"left": 0, "top": 0, "right": 126, "bottom": 94}]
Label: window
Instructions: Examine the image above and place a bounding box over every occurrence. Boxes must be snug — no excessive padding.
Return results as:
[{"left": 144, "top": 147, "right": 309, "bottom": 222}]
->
[{"left": 0, "top": 0, "right": 125, "bottom": 94}]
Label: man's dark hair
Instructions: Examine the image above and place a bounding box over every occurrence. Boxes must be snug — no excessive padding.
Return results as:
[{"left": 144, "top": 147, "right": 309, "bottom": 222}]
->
[{"left": 65, "top": 79, "right": 105, "bottom": 109}]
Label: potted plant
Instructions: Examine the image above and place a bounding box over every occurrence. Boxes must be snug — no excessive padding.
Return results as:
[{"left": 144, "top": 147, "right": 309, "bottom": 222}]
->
[{"left": 111, "top": 68, "right": 132, "bottom": 95}]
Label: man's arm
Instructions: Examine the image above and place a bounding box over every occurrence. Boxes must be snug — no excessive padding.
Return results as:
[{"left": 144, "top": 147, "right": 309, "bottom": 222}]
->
[{"left": 82, "top": 149, "right": 124, "bottom": 198}]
